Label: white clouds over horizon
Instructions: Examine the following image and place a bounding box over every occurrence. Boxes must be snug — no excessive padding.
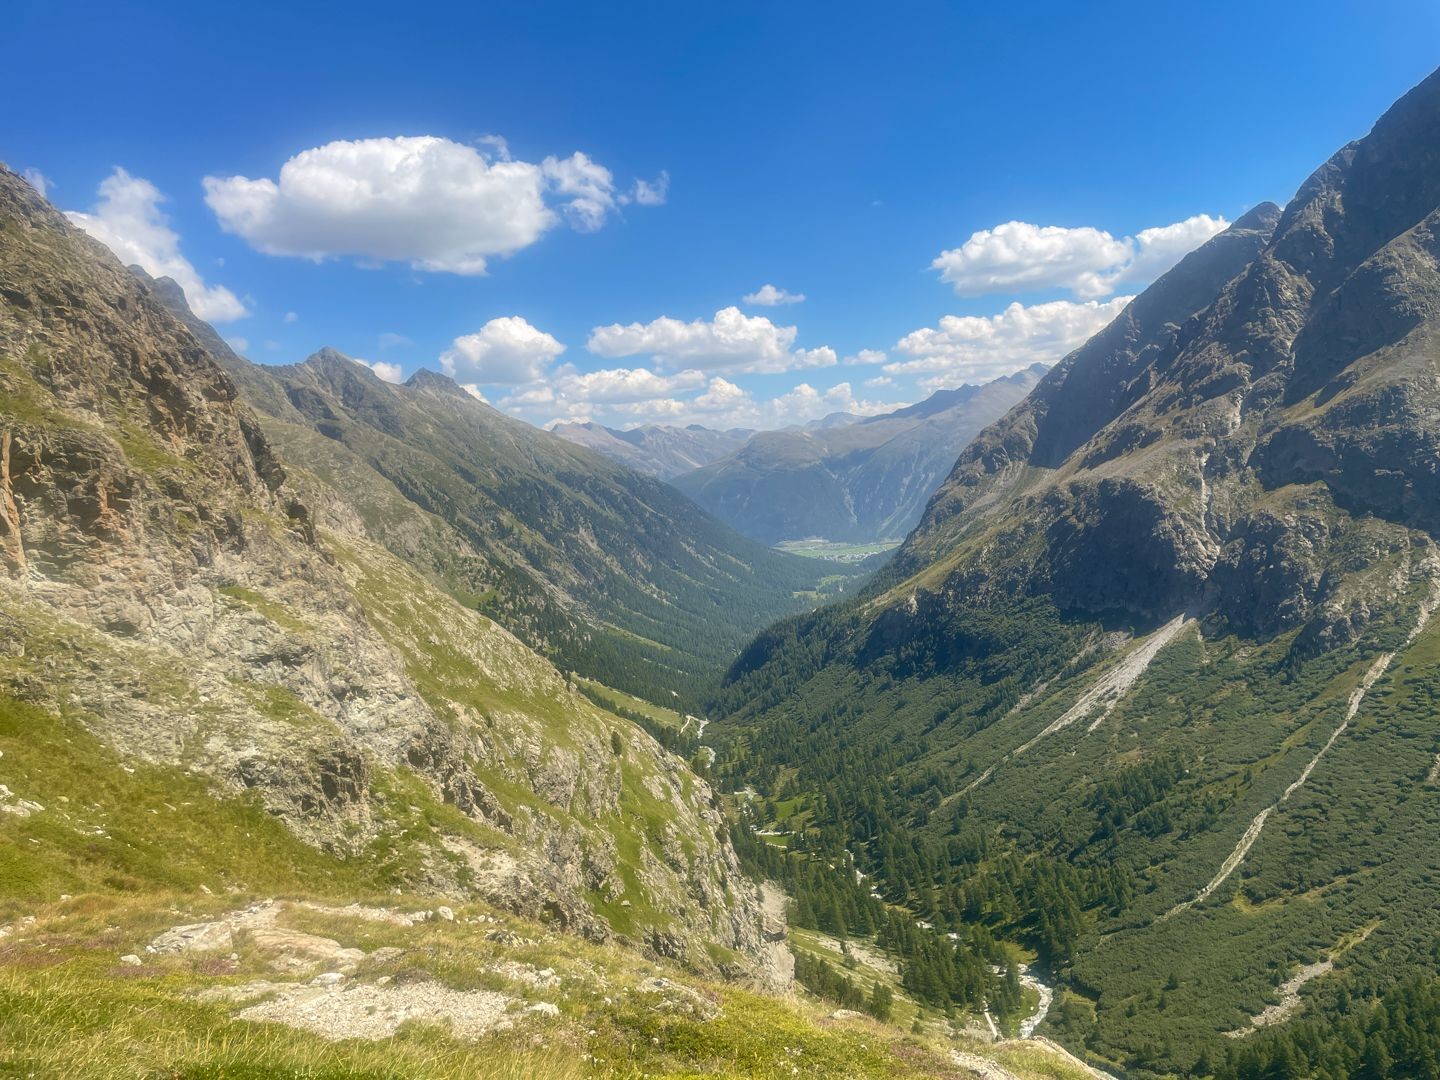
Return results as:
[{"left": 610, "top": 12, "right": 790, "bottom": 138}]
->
[
  {"left": 890, "top": 297, "right": 1131, "bottom": 388},
  {"left": 504, "top": 371, "right": 899, "bottom": 432},
  {"left": 203, "top": 136, "right": 660, "bottom": 275},
  {"left": 932, "top": 214, "right": 1228, "bottom": 300},
  {"left": 66, "top": 167, "right": 249, "bottom": 322},
  {"left": 587, "top": 307, "right": 836, "bottom": 374},
  {"left": 440, "top": 316, "right": 566, "bottom": 384}
]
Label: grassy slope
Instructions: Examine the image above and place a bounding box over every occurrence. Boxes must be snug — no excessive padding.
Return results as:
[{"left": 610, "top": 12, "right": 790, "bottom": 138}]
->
[{"left": 0, "top": 693, "right": 1099, "bottom": 1079}]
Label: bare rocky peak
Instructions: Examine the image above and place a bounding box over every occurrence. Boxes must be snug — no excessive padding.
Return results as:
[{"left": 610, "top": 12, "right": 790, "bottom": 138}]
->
[{"left": 891, "top": 66, "right": 1440, "bottom": 650}]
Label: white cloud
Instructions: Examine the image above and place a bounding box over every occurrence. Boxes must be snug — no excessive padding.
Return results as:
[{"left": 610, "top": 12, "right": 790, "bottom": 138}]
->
[
  {"left": 283, "top": 310, "right": 299, "bottom": 324},
  {"left": 864, "top": 375, "right": 895, "bottom": 389},
  {"left": 792, "top": 346, "right": 838, "bottom": 369},
  {"left": 495, "top": 366, "right": 705, "bottom": 420},
  {"left": 67, "top": 167, "right": 249, "bottom": 323},
  {"left": 553, "top": 366, "right": 707, "bottom": 404},
  {"left": 475, "top": 134, "right": 511, "bottom": 161},
  {"left": 204, "top": 136, "right": 658, "bottom": 275},
  {"left": 226, "top": 337, "right": 250, "bottom": 354},
  {"left": 378, "top": 331, "right": 412, "bottom": 349},
  {"left": 587, "top": 307, "right": 833, "bottom": 374},
  {"left": 354, "top": 357, "right": 404, "bottom": 383},
  {"left": 931, "top": 214, "right": 1228, "bottom": 299},
  {"left": 22, "top": 168, "right": 51, "bottom": 199},
  {"left": 440, "top": 316, "right": 565, "bottom": 384},
  {"left": 889, "top": 297, "right": 1131, "bottom": 385},
  {"left": 541, "top": 151, "right": 618, "bottom": 232},
  {"left": 461, "top": 383, "right": 489, "bottom": 402},
  {"left": 1126, "top": 216, "right": 1232, "bottom": 283},
  {"left": 743, "top": 283, "right": 805, "bottom": 306},
  {"left": 844, "top": 348, "right": 887, "bottom": 366},
  {"left": 631, "top": 171, "right": 669, "bottom": 206},
  {"left": 501, "top": 367, "right": 900, "bottom": 432}
]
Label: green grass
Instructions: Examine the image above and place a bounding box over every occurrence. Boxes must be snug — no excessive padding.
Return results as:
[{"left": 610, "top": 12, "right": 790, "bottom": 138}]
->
[
  {"left": 774, "top": 539, "right": 902, "bottom": 562},
  {"left": 577, "top": 679, "right": 686, "bottom": 732},
  {"left": 216, "top": 586, "right": 313, "bottom": 636}
]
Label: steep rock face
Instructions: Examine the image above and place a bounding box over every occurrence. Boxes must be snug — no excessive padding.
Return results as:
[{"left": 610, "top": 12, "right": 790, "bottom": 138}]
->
[
  {"left": 893, "top": 68, "right": 1440, "bottom": 644},
  {"left": 671, "top": 368, "right": 1046, "bottom": 545},
  {"left": 0, "top": 166, "right": 772, "bottom": 977}
]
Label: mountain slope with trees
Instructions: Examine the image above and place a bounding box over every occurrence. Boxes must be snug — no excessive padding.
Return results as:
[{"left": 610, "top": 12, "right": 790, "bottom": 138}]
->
[{"left": 711, "top": 66, "right": 1440, "bottom": 1077}]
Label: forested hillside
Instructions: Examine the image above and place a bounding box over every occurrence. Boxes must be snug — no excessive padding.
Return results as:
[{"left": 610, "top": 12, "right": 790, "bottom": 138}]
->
[{"left": 712, "top": 66, "right": 1440, "bottom": 1077}]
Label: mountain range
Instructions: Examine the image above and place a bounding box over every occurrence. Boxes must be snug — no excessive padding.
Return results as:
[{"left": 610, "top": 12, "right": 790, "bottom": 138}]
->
[
  {"left": 549, "top": 420, "right": 753, "bottom": 479},
  {"left": 134, "top": 273, "right": 863, "bottom": 708},
  {"left": 713, "top": 64, "right": 1440, "bottom": 1077},
  {"left": 670, "top": 367, "right": 1046, "bottom": 545},
  {"left": 555, "top": 371, "right": 1044, "bottom": 547}
]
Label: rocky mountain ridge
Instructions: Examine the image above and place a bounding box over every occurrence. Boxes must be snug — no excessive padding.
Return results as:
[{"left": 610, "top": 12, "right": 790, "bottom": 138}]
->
[
  {"left": 670, "top": 367, "right": 1047, "bottom": 545},
  {"left": 550, "top": 420, "right": 753, "bottom": 479}
]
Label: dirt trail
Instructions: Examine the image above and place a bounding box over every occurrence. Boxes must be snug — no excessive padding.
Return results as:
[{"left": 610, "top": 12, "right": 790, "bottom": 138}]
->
[{"left": 1167, "top": 577, "right": 1439, "bottom": 920}]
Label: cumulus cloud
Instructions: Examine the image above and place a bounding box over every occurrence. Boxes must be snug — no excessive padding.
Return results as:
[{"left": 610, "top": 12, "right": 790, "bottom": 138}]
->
[
  {"left": 932, "top": 214, "right": 1227, "bottom": 299},
  {"left": 204, "top": 136, "right": 658, "bottom": 275},
  {"left": 439, "top": 316, "right": 565, "bottom": 384},
  {"left": 844, "top": 348, "right": 887, "bottom": 366},
  {"left": 587, "top": 307, "right": 834, "bottom": 374},
  {"left": 283, "top": 311, "right": 299, "bottom": 324},
  {"left": 743, "top": 283, "right": 805, "bottom": 306},
  {"left": 355, "top": 357, "right": 405, "bottom": 383},
  {"left": 501, "top": 365, "right": 899, "bottom": 431},
  {"left": 631, "top": 171, "right": 669, "bottom": 207},
  {"left": 541, "top": 151, "right": 618, "bottom": 232},
  {"left": 67, "top": 167, "right": 249, "bottom": 322},
  {"left": 552, "top": 366, "right": 707, "bottom": 404},
  {"left": 890, "top": 297, "right": 1131, "bottom": 386}
]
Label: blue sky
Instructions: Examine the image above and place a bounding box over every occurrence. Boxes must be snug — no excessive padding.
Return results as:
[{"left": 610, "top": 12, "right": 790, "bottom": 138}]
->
[{"left": 7, "top": 0, "right": 1440, "bottom": 429}]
